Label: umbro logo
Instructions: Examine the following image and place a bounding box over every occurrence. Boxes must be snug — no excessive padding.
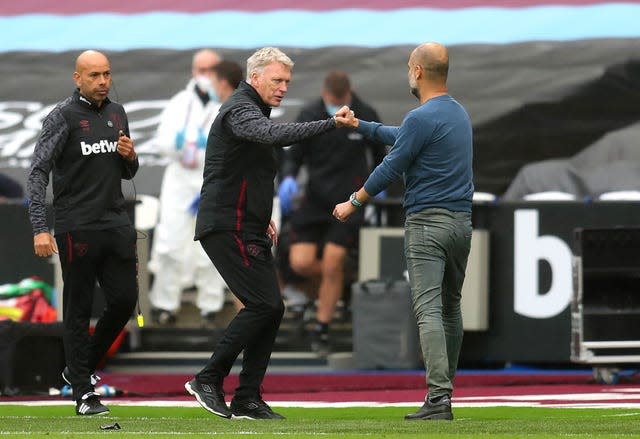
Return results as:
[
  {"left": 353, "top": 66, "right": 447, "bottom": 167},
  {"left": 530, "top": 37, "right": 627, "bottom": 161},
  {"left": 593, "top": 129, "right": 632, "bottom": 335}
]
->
[
  {"left": 74, "top": 242, "right": 89, "bottom": 257},
  {"left": 81, "top": 139, "right": 117, "bottom": 156},
  {"left": 246, "top": 244, "right": 260, "bottom": 257},
  {"left": 202, "top": 384, "right": 213, "bottom": 393},
  {"left": 245, "top": 402, "right": 259, "bottom": 410}
]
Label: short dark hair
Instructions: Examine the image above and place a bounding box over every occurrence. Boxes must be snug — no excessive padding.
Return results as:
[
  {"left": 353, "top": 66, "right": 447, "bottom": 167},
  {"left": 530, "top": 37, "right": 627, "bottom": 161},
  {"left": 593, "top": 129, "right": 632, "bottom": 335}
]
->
[
  {"left": 213, "top": 60, "right": 243, "bottom": 89},
  {"left": 323, "top": 70, "right": 351, "bottom": 99}
]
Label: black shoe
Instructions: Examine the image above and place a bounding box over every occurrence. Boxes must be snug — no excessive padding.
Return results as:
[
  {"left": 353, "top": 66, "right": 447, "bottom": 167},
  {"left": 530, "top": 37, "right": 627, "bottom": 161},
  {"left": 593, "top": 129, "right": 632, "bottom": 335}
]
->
[
  {"left": 151, "top": 308, "right": 177, "bottom": 325},
  {"left": 230, "top": 398, "right": 285, "bottom": 420},
  {"left": 62, "top": 366, "right": 101, "bottom": 387},
  {"left": 310, "top": 329, "right": 330, "bottom": 357},
  {"left": 404, "top": 395, "right": 453, "bottom": 421},
  {"left": 75, "top": 391, "right": 109, "bottom": 416},
  {"left": 185, "top": 378, "right": 231, "bottom": 419}
]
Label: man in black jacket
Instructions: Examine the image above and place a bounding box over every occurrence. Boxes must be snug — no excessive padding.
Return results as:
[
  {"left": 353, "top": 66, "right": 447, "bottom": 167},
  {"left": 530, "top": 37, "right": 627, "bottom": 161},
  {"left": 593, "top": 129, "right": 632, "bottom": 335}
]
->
[
  {"left": 185, "top": 47, "right": 352, "bottom": 420},
  {"left": 27, "top": 50, "right": 139, "bottom": 416},
  {"left": 278, "top": 71, "right": 386, "bottom": 355}
]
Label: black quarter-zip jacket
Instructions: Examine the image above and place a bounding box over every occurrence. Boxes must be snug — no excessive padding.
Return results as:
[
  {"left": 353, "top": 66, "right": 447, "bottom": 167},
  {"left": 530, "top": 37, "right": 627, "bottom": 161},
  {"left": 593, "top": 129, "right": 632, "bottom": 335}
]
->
[
  {"left": 195, "top": 81, "right": 336, "bottom": 239},
  {"left": 28, "top": 89, "right": 139, "bottom": 235}
]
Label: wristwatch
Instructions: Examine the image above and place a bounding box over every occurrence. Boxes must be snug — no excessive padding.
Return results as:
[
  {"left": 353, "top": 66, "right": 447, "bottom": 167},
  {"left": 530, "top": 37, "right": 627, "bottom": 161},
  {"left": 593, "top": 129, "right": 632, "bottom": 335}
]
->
[{"left": 349, "top": 192, "right": 363, "bottom": 208}]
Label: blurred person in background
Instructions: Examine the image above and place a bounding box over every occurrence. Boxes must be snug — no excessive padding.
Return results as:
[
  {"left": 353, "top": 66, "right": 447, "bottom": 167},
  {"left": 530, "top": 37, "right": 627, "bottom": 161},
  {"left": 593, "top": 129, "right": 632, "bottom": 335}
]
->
[
  {"left": 278, "top": 70, "right": 386, "bottom": 356},
  {"left": 148, "top": 50, "right": 239, "bottom": 328}
]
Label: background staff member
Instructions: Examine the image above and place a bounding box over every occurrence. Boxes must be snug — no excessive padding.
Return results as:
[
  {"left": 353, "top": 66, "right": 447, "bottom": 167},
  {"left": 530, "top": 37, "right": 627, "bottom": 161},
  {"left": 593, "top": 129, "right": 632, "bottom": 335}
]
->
[
  {"left": 148, "top": 49, "right": 230, "bottom": 328},
  {"left": 278, "top": 70, "right": 386, "bottom": 356}
]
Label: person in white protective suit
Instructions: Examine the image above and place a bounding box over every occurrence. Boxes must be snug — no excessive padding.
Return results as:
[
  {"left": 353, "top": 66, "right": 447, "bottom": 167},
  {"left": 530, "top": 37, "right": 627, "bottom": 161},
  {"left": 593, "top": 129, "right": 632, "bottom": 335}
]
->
[{"left": 149, "top": 50, "right": 242, "bottom": 328}]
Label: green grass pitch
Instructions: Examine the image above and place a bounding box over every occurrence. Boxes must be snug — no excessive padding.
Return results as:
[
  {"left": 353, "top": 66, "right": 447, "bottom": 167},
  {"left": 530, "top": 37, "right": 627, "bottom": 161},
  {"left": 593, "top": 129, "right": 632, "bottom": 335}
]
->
[{"left": 1, "top": 405, "right": 639, "bottom": 438}]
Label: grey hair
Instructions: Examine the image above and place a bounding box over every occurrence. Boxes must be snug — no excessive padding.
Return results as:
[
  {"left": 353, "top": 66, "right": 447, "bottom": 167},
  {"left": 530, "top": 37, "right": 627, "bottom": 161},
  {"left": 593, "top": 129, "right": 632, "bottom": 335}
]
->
[{"left": 246, "top": 47, "right": 294, "bottom": 81}]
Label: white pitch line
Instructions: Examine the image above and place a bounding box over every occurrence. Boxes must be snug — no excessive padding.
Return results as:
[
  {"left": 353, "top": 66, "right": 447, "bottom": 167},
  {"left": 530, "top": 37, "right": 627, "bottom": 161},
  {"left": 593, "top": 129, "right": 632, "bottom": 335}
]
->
[
  {"left": 456, "top": 392, "right": 640, "bottom": 402},
  {"left": 2, "top": 399, "right": 640, "bottom": 409},
  {"left": 614, "top": 388, "right": 640, "bottom": 393}
]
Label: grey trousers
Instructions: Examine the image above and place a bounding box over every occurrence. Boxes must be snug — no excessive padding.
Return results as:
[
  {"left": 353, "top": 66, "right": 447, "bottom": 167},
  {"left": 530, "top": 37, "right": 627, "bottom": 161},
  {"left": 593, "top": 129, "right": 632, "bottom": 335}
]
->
[{"left": 404, "top": 208, "right": 472, "bottom": 399}]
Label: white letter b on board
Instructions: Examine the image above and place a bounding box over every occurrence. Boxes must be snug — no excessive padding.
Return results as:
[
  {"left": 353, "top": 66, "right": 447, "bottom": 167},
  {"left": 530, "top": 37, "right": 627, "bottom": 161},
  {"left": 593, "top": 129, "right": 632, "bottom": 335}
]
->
[{"left": 514, "top": 209, "right": 572, "bottom": 318}]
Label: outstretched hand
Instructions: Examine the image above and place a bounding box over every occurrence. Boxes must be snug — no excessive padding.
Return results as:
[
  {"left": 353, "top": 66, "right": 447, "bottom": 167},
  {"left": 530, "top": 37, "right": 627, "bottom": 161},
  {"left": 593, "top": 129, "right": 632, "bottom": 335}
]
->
[
  {"left": 334, "top": 105, "right": 350, "bottom": 118},
  {"left": 334, "top": 106, "right": 359, "bottom": 129}
]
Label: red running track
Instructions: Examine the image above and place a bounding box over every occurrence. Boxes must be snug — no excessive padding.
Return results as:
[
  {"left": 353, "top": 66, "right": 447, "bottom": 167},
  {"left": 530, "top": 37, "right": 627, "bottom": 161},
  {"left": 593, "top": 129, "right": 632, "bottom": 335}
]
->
[{"left": 4, "top": 371, "right": 640, "bottom": 407}]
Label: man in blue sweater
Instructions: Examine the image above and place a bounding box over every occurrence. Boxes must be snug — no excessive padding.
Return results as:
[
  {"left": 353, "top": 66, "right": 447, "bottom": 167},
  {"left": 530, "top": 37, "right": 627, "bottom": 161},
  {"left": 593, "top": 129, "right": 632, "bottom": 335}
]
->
[{"left": 333, "top": 42, "right": 473, "bottom": 421}]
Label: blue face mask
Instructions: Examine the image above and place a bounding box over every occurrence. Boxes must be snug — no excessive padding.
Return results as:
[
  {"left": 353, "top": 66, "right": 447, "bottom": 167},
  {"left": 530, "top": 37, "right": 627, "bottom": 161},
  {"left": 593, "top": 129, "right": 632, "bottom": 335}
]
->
[
  {"left": 208, "top": 88, "right": 220, "bottom": 103},
  {"left": 195, "top": 75, "right": 220, "bottom": 103},
  {"left": 325, "top": 104, "right": 341, "bottom": 116}
]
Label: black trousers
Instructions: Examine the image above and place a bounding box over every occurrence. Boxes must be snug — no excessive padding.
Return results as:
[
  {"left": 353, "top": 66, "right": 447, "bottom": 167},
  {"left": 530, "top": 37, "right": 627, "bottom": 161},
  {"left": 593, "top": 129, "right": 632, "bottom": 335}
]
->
[
  {"left": 197, "top": 230, "right": 284, "bottom": 400},
  {"left": 55, "top": 226, "right": 138, "bottom": 400}
]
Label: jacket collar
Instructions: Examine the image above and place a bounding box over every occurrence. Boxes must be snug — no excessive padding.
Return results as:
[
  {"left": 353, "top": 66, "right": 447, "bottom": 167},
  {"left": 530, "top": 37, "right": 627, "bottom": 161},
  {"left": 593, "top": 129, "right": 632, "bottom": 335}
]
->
[
  {"left": 238, "top": 81, "right": 271, "bottom": 118},
  {"left": 73, "top": 88, "right": 111, "bottom": 110}
]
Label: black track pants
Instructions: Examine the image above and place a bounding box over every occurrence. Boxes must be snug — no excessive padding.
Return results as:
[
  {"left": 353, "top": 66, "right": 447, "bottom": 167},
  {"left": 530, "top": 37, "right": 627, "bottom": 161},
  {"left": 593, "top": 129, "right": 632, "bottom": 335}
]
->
[
  {"left": 56, "top": 225, "right": 138, "bottom": 400},
  {"left": 197, "top": 230, "right": 284, "bottom": 400}
]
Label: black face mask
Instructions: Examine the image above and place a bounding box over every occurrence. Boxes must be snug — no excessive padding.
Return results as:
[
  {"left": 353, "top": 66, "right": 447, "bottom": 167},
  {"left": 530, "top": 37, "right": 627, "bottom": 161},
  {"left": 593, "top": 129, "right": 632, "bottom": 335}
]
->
[{"left": 411, "top": 87, "right": 420, "bottom": 100}]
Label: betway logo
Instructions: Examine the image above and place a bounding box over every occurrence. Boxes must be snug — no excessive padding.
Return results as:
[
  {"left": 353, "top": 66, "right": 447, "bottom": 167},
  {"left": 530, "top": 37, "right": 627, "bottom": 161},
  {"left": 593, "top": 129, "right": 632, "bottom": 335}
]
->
[{"left": 81, "top": 140, "right": 117, "bottom": 156}]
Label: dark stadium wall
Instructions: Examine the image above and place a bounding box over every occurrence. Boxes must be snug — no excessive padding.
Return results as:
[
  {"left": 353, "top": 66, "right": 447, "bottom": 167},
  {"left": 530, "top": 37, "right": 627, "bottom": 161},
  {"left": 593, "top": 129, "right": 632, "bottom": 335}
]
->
[
  {"left": 2, "top": 2, "right": 640, "bottom": 364},
  {"left": 1, "top": 40, "right": 639, "bottom": 196}
]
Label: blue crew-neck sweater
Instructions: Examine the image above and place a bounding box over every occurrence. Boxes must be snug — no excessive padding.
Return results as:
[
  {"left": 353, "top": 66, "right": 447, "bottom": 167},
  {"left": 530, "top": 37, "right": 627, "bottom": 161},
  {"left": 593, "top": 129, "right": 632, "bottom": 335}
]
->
[{"left": 359, "top": 95, "right": 474, "bottom": 215}]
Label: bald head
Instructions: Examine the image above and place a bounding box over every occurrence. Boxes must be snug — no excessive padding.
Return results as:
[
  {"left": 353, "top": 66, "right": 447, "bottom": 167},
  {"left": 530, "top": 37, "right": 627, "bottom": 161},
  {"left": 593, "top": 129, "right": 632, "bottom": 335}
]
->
[
  {"left": 411, "top": 42, "right": 449, "bottom": 82},
  {"left": 73, "top": 50, "right": 112, "bottom": 107},
  {"left": 75, "top": 50, "right": 109, "bottom": 73},
  {"left": 192, "top": 49, "right": 221, "bottom": 79},
  {"left": 193, "top": 49, "right": 221, "bottom": 68}
]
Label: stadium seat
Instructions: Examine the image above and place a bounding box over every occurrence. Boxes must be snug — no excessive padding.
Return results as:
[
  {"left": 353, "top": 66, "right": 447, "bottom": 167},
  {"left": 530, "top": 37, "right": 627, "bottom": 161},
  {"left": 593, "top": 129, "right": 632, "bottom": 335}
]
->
[
  {"left": 135, "top": 194, "right": 160, "bottom": 231},
  {"left": 597, "top": 190, "right": 640, "bottom": 201},
  {"left": 522, "top": 191, "right": 577, "bottom": 201},
  {"left": 473, "top": 192, "right": 497, "bottom": 203}
]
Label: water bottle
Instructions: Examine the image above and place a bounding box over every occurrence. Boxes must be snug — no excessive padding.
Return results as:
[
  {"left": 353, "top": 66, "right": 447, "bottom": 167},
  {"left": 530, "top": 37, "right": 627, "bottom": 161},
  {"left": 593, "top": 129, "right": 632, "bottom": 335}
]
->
[
  {"left": 96, "top": 384, "right": 120, "bottom": 397},
  {"left": 60, "top": 384, "right": 72, "bottom": 397},
  {"left": 181, "top": 141, "right": 198, "bottom": 168}
]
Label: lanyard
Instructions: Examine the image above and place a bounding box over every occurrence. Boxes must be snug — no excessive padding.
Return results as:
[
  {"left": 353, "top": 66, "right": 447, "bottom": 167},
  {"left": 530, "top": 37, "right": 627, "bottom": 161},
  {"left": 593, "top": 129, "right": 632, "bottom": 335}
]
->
[{"left": 182, "top": 91, "right": 217, "bottom": 132}]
